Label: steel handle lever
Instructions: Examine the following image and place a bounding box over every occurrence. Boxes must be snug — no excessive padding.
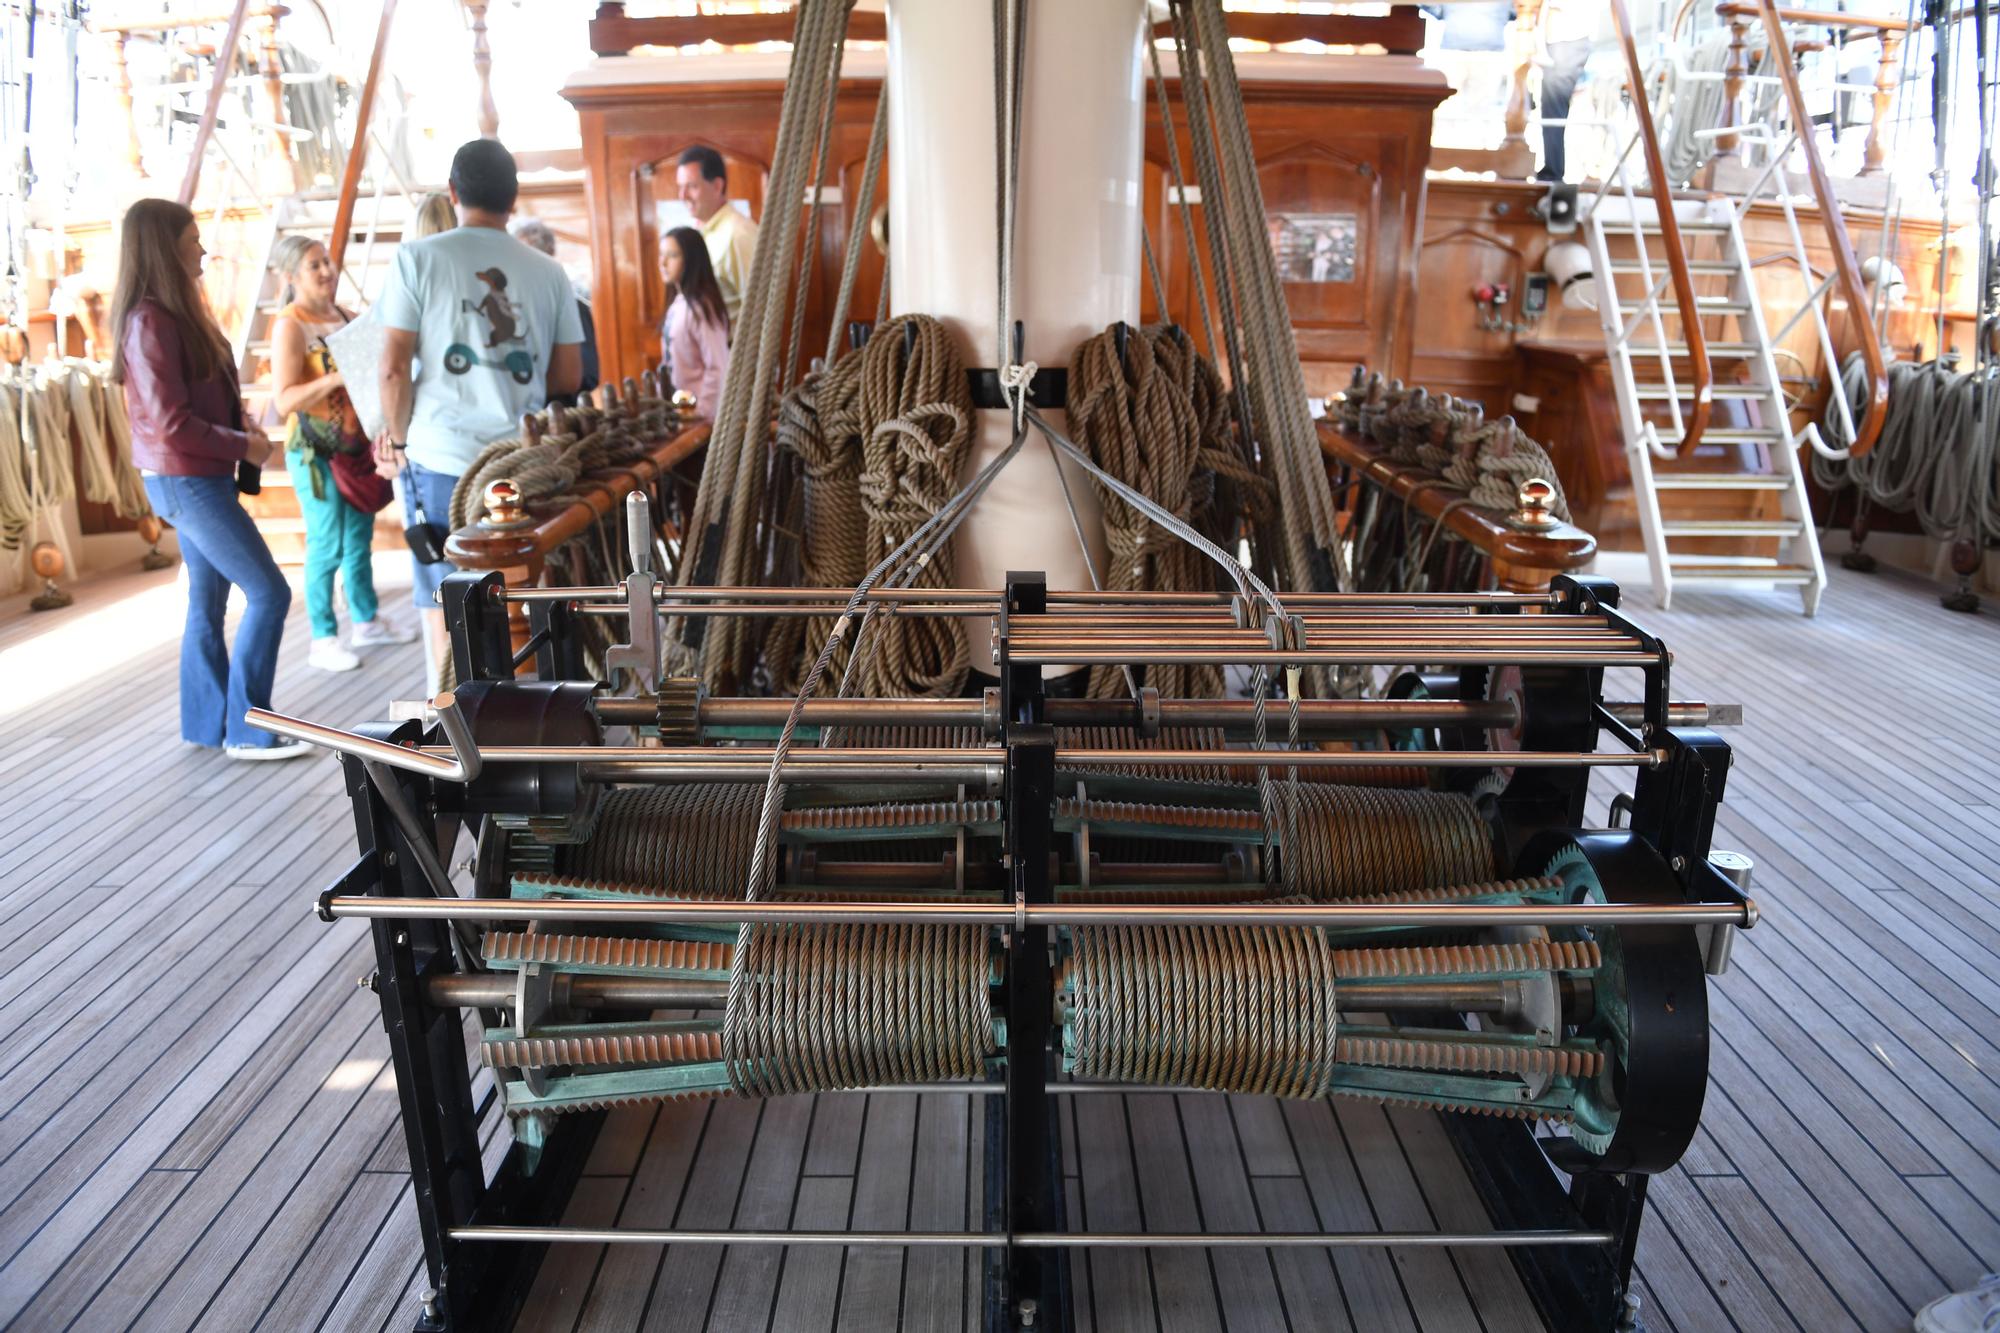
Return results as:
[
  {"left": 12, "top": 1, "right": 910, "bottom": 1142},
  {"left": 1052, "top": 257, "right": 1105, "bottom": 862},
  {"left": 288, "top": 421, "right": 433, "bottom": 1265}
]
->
[{"left": 245, "top": 689, "right": 483, "bottom": 783}]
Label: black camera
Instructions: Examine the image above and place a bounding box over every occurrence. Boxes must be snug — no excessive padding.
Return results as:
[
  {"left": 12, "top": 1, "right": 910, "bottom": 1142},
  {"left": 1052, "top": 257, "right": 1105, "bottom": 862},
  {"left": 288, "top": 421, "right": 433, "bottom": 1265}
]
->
[{"left": 402, "top": 467, "right": 446, "bottom": 564}]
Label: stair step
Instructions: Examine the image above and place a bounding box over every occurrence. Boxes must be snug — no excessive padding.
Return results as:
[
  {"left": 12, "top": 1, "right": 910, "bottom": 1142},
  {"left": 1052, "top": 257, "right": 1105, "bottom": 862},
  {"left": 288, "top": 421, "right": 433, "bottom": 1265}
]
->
[
  {"left": 1661, "top": 519, "right": 1805, "bottom": 538},
  {"left": 1608, "top": 259, "right": 1739, "bottom": 275},
  {"left": 1653, "top": 472, "right": 1792, "bottom": 490},
  {"left": 1663, "top": 341, "right": 1760, "bottom": 357},
  {"left": 1651, "top": 427, "right": 1786, "bottom": 445},
  {"left": 1667, "top": 561, "right": 1818, "bottom": 584},
  {"left": 1633, "top": 384, "right": 1770, "bottom": 401},
  {"left": 1617, "top": 297, "right": 1751, "bottom": 316}
]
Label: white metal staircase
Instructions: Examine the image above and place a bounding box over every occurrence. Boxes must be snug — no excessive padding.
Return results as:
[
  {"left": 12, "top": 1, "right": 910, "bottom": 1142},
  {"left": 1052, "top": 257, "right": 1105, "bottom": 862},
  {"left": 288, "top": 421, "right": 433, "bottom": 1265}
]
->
[
  {"left": 1580, "top": 191, "right": 1826, "bottom": 614},
  {"left": 1582, "top": 0, "right": 1893, "bottom": 617}
]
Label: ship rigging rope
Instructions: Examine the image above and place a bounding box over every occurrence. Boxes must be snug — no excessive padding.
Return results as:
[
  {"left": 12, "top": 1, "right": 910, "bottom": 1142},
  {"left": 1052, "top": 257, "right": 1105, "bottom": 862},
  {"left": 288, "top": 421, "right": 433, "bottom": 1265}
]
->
[
  {"left": 673, "top": 0, "right": 857, "bottom": 689},
  {"left": 1175, "top": 0, "right": 1346, "bottom": 597},
  {"left": 824, "top": 86, "right": 889, "bottom": 367}
]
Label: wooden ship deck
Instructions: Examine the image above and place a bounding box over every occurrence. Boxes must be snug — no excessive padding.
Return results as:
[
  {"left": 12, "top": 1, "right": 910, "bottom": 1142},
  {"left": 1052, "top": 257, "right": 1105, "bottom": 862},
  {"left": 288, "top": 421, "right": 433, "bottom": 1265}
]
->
[{"left": 0, "top": 559, "right": 1995, "bottom": 1331}]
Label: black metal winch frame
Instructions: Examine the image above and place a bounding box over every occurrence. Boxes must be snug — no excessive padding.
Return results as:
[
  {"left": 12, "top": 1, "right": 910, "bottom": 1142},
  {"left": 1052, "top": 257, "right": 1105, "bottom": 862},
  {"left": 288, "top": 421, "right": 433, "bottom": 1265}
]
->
[{"left": 308, "top": 569, "right": 1751, "bottom": 1333}]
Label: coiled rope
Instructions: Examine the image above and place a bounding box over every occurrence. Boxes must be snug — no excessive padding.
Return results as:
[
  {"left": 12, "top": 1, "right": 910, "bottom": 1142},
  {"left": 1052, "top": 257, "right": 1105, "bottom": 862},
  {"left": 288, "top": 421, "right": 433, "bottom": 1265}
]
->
[
  {"left": 1817, "top": 352, "right": 2000, "bottom": 547},
  {"left": 769, "top": 314, "right": 977, "bottom": 697},
  {"left": 1065, "top": 322, "right": 1255, "bottom": 699}
]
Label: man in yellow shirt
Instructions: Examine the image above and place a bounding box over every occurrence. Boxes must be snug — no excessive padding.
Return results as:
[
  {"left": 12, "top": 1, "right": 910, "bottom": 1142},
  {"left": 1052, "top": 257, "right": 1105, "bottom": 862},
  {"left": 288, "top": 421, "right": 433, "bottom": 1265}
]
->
[{"left": 676, "top": 146, "right": 758, "bottom": 329}]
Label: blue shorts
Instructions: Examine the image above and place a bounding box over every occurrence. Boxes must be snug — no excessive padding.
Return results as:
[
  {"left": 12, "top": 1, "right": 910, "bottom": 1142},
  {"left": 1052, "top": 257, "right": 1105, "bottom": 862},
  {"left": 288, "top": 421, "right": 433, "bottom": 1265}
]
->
[{"left": 402, "top": 460, "right": 459, "bottom": 611}]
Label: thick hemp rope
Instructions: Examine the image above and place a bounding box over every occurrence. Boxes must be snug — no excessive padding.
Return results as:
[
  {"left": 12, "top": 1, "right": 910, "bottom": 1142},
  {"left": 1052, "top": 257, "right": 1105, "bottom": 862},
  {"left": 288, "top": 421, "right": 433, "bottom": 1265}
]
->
[
  {"left": 1065, "top": 322, "right": 1238, "bottom": 699},
  {"left": 1817, "top": 352, "right": 2000, "bottom": 548},
  {"left": 770, "top": 315, "right": 976, "bottom": 698}
]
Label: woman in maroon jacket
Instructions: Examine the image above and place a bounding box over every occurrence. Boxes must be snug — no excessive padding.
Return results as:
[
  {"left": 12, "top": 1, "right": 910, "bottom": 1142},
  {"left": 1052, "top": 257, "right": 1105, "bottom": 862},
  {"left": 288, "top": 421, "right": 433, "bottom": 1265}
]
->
[{"left": 112, "top": 199, "right": 307, "bottom": 760}]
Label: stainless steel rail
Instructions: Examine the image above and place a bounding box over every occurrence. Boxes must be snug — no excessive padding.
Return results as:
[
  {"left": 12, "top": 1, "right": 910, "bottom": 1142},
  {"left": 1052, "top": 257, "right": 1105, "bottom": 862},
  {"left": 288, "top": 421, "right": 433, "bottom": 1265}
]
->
[
  {"left": 500, "top": 584, "right": 1565, "bottom": 608},
  {"left": 450, "top": 1224, "right": 1617, "bottom": 1249},
  {"left": 593, "top": 696, "right": 1736, "bottom": 731},
  {"left": 326, "top": 896, "right": 1757, "bottom": 928},
  {"left": 425, "top": 974, "right": 1517, "bottom": 1014}
]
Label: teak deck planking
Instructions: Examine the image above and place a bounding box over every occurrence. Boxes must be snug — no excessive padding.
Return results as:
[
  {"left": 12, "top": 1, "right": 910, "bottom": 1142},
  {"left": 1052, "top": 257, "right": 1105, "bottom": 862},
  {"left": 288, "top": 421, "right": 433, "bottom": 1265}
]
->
[{"left": 0, "top": 558, "right": 1996, "bottom": 1331}]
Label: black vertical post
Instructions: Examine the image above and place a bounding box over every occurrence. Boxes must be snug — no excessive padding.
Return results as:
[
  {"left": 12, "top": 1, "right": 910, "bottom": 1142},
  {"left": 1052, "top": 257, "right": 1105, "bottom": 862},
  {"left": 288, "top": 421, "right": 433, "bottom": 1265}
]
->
[
  {"left": 440, "top": 571, "right": 514, "bottom": 683},
  {"left": 337, "top": 732, "right": 488, "bottom": 1330},
  {"left": 999, "top": 572, "right": 1065, "bottom": 1330}
]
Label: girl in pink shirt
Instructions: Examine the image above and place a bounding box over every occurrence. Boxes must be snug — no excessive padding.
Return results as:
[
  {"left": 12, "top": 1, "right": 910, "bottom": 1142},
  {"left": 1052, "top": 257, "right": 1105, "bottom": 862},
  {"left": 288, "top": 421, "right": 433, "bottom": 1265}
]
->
[{"left": 659, "top": 225, "right": 730, "bottom": 420}]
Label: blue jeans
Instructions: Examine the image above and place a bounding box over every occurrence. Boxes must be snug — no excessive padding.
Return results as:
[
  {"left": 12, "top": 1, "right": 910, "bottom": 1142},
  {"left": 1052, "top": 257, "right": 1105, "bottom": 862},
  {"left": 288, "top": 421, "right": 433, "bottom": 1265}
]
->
[
  {"left": 402, "top": 461, "right": 459, "bottom": 611},
  {"left": 144, "top": 474, "right": 293, "bottom": 749}
]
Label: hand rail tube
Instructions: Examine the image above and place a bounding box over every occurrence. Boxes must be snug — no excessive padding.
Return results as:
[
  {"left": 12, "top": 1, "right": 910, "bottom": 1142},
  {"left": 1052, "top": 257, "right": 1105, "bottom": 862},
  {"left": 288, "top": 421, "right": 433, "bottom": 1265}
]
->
[
  {"left": 328, "top": 0, "right": 399, "bottom": 272},
  {"left": 1609, "top": 0, "right": 1714, "bottom": 458},
  {"left": 1750, "top": 0, "right": 1890, "bottom": 457},
  {"left": 177, "top": 0, "right": 255, "bottom": 206}
]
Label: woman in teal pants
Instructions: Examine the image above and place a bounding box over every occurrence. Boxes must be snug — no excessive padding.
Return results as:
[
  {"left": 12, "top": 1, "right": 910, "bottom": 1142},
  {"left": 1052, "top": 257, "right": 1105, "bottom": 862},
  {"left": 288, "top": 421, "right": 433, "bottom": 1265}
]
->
[{"left": 268, "top": 236, "right": 413, "bottom": 669}]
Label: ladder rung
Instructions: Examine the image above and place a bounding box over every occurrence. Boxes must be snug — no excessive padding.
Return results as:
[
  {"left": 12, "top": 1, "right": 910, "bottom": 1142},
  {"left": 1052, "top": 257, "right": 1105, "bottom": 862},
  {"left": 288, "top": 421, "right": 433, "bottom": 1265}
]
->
[
  {"left": 1634, "top": 219, "right": 1731, "bottom": 233},
  {"left": 1666, "top": 561, "right": 1818, "bottom": 583},
  {"left": 1633, "top": 384, "right": 1769, "bottom": 401},
  {"left": 1608, "top": 259, "right": 1738, "bottom": 275},
  {"left": 1618, "top": 298, "right": 1751, "bottom": 316},
  {"left": 1652, "top": 472, "right": 1791, "bottom": 490},
  {"left": 1651, "top": 427, "right": 1785, "bottom": 445},
  {"left": 1663, "top": 342, "right": 1759, "bottom": 357},
  {"left": 1661, "top": 519, "right": 1804, "bottom": 538}
]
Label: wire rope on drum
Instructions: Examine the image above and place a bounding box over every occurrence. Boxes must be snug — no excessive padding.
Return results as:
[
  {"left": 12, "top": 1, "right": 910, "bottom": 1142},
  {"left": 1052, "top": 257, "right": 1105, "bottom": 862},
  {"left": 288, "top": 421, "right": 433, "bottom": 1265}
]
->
[
  {"left": 556, "top": 784, "right": 764, "bottom": 897},
  {"left": 1271, "top": 782, "right": 1494, "bottom": 900},
  {"left": 728, "top": 920, "right": 994, "bottom": 1097}
]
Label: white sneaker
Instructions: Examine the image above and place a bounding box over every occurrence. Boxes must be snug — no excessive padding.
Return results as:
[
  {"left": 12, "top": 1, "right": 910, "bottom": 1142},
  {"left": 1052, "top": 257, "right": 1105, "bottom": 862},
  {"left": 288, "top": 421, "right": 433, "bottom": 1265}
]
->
[
  {"left": 309, "top": 637, "right": 362, "bottom": 672},
  {"left": 350, "top": 616, "right": 418, "bottom": 649},
  {"left": 1915, "top": 1275, "right": 2000, "bottom": 1333},
  {"left": 224, "top": 737, "right": 314, "bottom": 762}
]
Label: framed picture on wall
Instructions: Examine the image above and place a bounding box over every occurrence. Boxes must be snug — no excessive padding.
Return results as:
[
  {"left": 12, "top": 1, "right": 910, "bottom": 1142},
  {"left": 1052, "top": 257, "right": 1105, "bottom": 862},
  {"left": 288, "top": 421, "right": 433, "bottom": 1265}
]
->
[{"left": 1268, "top": 212, "right": 1359, "bottom": 284}]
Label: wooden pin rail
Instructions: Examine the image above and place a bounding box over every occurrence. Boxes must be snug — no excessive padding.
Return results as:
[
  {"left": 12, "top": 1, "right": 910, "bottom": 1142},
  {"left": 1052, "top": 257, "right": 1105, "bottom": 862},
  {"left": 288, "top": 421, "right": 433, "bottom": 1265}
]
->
[
  {"left": 447, "top": 405, "right": 711, "bottom": 663},
  {"left": 1319, "top": 420, "right": 1596, "bottom": 596}
]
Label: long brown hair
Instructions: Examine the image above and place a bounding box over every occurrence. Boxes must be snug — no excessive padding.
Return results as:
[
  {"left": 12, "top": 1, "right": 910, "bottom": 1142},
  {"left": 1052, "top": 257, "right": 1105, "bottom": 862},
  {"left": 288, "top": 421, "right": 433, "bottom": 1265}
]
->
[
  {"left": 109, "top": 199, "right": 232, "bottom": 385},
  {"left": 665, "top": 226, "right": 728, "bottom": 334}
]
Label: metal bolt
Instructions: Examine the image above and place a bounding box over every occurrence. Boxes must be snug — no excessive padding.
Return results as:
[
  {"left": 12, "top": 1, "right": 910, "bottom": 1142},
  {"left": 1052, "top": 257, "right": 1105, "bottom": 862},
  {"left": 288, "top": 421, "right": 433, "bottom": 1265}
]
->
[
  {"left": 384, "top": 850, "right": 399, "bottom": 867},
  {"left": 420, "top": 1287, "right": 441, "bottom": 1319},
  {"left": 358, "top": 973, "right": 378, "bottom": 992},
  {"left": 1670, "top": 855, "right": 1687, "bottom": 872},
  {"left": 1018, "top": 1298, "right": 1039, "bottom": 1328},
  {"left": 396, "top": 932, "right": 409, "bottom": 947}
]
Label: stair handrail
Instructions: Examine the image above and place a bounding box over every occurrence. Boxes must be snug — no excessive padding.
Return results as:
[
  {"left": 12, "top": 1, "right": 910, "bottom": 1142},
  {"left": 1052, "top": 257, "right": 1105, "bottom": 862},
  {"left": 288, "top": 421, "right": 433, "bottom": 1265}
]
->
[
  {"left": 177, "top": 0, "right": 257, "bottom": 206},
  {"left": 1744, "top": 0, "right": 1889, "bottom": 458},
  {"left": 1610, "top": 0, "right": 1713, "bottom": 459},
  {"left": 328, "top": 0, "right": 400, "bottom": 274}
]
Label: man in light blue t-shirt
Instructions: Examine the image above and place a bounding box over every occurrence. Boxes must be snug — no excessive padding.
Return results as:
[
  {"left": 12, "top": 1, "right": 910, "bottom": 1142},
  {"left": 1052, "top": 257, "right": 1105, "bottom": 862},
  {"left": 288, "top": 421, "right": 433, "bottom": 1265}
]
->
[{"left": 374, "top": 138, "right": 582, "bottom": 678}]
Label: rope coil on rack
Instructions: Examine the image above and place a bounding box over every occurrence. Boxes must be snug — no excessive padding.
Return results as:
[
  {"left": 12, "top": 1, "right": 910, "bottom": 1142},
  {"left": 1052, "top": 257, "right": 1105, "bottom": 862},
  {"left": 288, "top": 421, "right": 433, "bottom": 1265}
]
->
[
  {"left": 1817, "top": 352, "right": 2000, "bottom": 547},
  {"left": 772, "top": 314, "right": 976, "bottom": 698},
  {"left": 1065, "top": 323, "right": 1243, "bottom": 699}
]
